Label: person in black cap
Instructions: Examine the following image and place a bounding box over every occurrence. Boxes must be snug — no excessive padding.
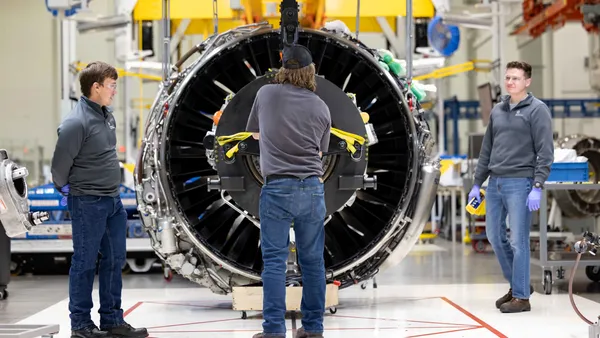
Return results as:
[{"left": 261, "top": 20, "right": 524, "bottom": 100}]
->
[{"left": 247, "top": 44, "right": 331, "bottom": 338}]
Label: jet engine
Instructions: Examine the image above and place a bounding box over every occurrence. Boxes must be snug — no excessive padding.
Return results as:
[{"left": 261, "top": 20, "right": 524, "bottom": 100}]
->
[{"left": 135, "top": 21, "right": 440, "bottom": 294}]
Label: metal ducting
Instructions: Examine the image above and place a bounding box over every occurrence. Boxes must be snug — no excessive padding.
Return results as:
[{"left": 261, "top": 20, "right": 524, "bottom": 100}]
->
[
  {"left": 134, "top": 22, "right": 440, "bottom": 294},
  {"left": 553, "top": 134, "right": 600, "bottom": 218}
]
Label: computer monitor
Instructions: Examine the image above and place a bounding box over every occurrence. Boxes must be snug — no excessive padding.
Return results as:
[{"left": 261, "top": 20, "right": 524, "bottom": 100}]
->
[
  {"left": 468, "top": 133, "right": 485, "bottom": 159},
  {"left": 477, "top": 82, "right": 494, "bottom": 126}
]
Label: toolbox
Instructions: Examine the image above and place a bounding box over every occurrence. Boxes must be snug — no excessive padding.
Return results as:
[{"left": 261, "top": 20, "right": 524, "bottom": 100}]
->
[{"left": 547, "top": 162, "right": 589, "bottom": 183}]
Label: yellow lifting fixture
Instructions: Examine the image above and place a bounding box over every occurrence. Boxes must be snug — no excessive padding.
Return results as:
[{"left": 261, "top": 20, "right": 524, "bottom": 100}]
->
[{"left": 216, "top": 128, "right": 366, "bottom": 160}]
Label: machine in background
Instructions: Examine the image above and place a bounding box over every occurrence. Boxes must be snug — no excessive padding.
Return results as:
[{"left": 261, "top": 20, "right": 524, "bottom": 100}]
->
[
  {"left": 0, "top": 148, "right": 49, "bottom": 298},
  {"left": 0, "top": 149, "right": 58, "bottom": 337}
]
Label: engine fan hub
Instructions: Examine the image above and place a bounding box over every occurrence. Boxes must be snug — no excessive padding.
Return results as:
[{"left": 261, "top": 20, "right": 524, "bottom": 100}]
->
[{"left": 212, "top": 71, "right": 369, "bottom": 218}]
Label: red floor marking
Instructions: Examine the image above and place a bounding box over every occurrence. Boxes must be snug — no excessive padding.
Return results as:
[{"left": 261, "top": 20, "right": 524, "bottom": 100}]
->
[
  {"left": 148, "top": 318, "right": 240, "bottom": 330},
  {"left": 120, "top": 296, "right": 507, "bottom": 337},
  {"left": 148, "top": 327, "right": 457, "bottom": 333},
  {"left": 441, "top": 297, "right": 508, "bottom": 338},
  {"left": 407, "top": 326, "right": 483, "bottom": 337},
  {"left": 142, "top": 301, "right": 229, "bottom": 310},
  {"left": 123, "top": 302, "right": 143, "bottom": 318},
  {"left": 331, "top": 314, "right": 479, "bottom": 327}
]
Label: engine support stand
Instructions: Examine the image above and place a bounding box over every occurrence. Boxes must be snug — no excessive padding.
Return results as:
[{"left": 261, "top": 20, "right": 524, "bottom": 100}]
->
[
  {"left": 231, "top": 284, "right": 340, "bottom": 319},
  {"left": 590, "top": 321, "right": 600, "bottom": 338}
]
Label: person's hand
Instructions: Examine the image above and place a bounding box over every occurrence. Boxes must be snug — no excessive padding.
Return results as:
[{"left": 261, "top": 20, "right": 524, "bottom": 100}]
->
[
  {"left": 468, "top": 185, "right": 481, "bottom": 203},
  {"left": 527, "top": 187, "right": 542, "bottom": 211},
  {"left": 60, "top": 184, "right": 70, "bottom": 207}
]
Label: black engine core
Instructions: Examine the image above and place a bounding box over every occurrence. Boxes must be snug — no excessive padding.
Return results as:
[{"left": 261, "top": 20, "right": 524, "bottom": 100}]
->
[{"left": 214, "top": 72, "right": 368, "bottom": 218}]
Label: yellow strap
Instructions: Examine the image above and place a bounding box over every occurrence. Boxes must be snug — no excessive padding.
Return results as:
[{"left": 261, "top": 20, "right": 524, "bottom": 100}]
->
[
  {"left": 331, "top": 128, "right": 365, "bottom": 154},
  {"left": 216, "top": 132, "right": 253, "bottom": 146},
  {"left": 215, "top": 129, "right": 365, "bottom": 158},
  {"left": 216, "top": 132, "right": 253, "bottom": 158}
]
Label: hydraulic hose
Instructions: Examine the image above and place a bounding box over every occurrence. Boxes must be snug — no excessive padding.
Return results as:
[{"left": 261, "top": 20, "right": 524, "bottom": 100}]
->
[{"left": 569, "top": 247, "right": 594, "bottom": 325}]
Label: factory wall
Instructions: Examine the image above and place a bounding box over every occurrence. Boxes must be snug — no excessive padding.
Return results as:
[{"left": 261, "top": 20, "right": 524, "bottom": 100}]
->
[
  {"left": 0, "top": 0, "right": 598, "bottom": 166},
  {"left": 0, "top": 0, "right": 159, "bottom": 168},
  {"left": 0, "top": 0, "right": 59, "bottom": 165}
]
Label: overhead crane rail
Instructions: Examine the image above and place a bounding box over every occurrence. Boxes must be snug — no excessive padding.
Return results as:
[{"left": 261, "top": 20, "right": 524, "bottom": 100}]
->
[{"left": 510, "top": 0, "right": 600, "bottom": 38}]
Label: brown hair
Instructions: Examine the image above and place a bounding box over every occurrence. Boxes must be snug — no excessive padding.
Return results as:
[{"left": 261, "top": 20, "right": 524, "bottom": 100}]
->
[
  {"left": 79, "top": 61, "right": 118, "bottom": 97},
  {"left": 506, "top": 61, "right": 532, "bottom": 79},
  {"left": 274, "top": 63, "right": 317, "bottom": 92}
]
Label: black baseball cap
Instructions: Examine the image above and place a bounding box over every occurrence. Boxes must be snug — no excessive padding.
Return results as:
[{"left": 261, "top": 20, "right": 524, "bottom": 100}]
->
[{"left": 282, "top": 45, "right": 313, "bottom": 69}]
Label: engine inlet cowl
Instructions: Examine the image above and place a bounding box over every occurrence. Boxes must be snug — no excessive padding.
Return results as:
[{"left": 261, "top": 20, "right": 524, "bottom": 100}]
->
[{"left": 135, "top": 23, "right": 440, "bottom": 294}]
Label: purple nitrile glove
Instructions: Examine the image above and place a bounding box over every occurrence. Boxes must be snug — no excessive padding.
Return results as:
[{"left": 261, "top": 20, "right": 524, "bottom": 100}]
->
[
  {"left": 60, "top": 184, "right": 70, "bottom": 207},
  {"left": 468, "top": 185, "right": 481, "bottom": 203},
  {"left": 527, "top": 187, "right": 542, "bottom": 212}
]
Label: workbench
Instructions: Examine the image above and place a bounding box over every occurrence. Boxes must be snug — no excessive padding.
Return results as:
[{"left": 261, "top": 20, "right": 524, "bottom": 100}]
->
[{"left": 532, "top": 183, "right": 600, "bottom": 295}]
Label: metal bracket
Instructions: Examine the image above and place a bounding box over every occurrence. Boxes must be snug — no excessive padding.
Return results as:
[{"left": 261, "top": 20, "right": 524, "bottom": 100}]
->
[{"left": 279, "top": 0, "right": 300, "bottom": 47}]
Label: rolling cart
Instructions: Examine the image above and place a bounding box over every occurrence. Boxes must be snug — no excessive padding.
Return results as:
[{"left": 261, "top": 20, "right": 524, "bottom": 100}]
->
[{"left": 532, "top": 183, "right": 600, "bottom": 295}]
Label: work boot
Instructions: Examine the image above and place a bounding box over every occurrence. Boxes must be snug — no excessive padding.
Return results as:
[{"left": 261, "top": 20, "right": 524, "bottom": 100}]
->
[
  {"left": 104, "top": 323, "right": 148, "bottom": 338},
  {"left": 495, "top": 284, "right": 534, "bottom": 309},
  {"left": 71, "top": 325, "right": 110, "bottom": 338},
  {"left": 499, "top": 298, "right": 531, "bottom": 313},
  {"left": 251, "top": 333, "right": 285, "bottom": 338},
  {"left": 297, "top": 327, "right": 324, "bottom": 338}
]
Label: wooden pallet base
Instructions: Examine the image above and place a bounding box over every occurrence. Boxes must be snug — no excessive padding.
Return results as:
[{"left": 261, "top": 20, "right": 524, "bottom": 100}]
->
[{"left": 232, "top": 283, "right": 339, "bottom": 312}]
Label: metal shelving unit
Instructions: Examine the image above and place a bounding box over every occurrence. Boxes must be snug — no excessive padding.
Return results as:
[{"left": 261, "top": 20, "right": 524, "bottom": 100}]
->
[{"left": 532, "top": 183, "right": 600, "bottom": 295}]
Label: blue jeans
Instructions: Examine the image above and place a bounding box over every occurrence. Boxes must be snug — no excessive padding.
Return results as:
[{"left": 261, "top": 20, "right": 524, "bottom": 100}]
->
[
  {"left": 259, "top": 176, "right": 326, "bottom": 337},
  {"left": 485, "top": 177, "right": 533, "bottom": 299},
  {"left": 67, "top": 195, "right": 127, "bottom": 331}
]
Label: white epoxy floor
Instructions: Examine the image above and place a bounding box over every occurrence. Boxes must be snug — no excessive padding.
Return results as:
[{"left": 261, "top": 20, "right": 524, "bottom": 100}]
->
[{"left": 16, "top": 282, "right": 599, "bottom": 338}]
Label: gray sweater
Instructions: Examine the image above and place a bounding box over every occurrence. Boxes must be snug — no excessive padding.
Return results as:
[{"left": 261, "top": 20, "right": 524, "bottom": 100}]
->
[
  {"left": 474, "top": 93, "right": 554, "bottom": 187},
  {"left": 50, "top": 96, "right": 121, "bottom": 197},
  {"left": 246, "top": 83, "right": 331, "bottom": 179}
]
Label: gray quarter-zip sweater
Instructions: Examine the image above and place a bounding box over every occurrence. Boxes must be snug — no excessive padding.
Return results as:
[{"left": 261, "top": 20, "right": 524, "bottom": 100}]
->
[
  {"left": 51, "top": 96, "right": 121, "bottom": 197},
  {"left": 474, "top": 92, "right": 554, "bottom": 187}
]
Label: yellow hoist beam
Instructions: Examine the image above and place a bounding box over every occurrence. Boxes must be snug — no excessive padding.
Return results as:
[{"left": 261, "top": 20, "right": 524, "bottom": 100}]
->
[
  {"left": 413, "top": 60, "right": 493, "bottom": 81},
  {"left": 323, "top": 0, "right": 434, "bottom": 18},
  {"left": 134, "top": 0, "right": 434, "bottom": 35},
  {"left": 133, "top": 0, "right": 237, "bottom": 20},
  {"left": 72, "top": 62, "right": 163, "bottom": 82}
]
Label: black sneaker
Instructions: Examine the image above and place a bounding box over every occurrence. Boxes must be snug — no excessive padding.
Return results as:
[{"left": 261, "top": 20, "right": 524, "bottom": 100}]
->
[
  {"left": 495, "top": 285, "right": 534, "bottom": 309},
  {"left": 71, "top": 325, "right": 110, "bottom": 338},
  {"left": 103, "top": 323, "right": 148, "bottom": 338},
  {"left": 499, "top": 298, "right": 531, "bottom": 313}
]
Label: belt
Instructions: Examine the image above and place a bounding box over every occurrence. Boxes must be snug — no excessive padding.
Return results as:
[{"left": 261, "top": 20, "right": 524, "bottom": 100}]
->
[
  {"left": 265, "top": 175, "right": 318, "bottom": 183},
  {"left": 265, "top": 175, "right": 300, "bottom": 183}
]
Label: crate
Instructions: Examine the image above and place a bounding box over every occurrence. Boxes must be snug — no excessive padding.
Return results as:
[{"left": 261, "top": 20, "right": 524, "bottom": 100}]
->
[{"left": 547, "top": 162, "right": 589, "bottom": 182}]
